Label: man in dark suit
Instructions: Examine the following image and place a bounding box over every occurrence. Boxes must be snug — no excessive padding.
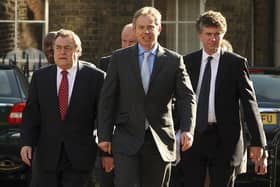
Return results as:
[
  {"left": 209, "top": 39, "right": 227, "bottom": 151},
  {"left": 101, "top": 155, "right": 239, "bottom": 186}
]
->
[
  {"left": 97, "top": 6, "right": 196, "bottom": 187},
  {"left": 182, "top": 10, "right": 267, "bottom": 187},
  {"left": 98, "top": 23, "right": 137, "bottom": 187},
  {"left": 20, "top": 29, "right": 105, "bottom": 187}
]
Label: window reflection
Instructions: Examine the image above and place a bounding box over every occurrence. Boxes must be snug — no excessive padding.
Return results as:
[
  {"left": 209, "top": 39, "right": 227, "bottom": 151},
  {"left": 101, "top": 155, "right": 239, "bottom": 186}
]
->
[
  {"left": 153, "top": 0, "right": 200, "bottom": 53},
  {"left": 0, "top": 0, "right": 47, "bottom": 76},
  {"left": 179, "top": 0, "right": 200, "bottom": 21},
  {"left": 154, "top": 0, "right": 176, "bottom": 21},
  {"left": 159, "top": 24, "right": 176, "bottom": 52},
  {"left": 0, "top": 23, "right": 15, "bottom": 61},
  {"left": 179, "top": 24, "right": 199, "bottom": 54},
  {"left": 18, "top": 0, "right": 44, "bottom": 20},
  {"left": 6, "top": 23, "right": 47, "bottom": 71}
]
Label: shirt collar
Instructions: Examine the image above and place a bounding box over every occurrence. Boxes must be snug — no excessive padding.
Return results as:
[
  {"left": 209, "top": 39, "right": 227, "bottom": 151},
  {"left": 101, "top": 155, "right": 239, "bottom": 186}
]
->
[
  {"left": 202, "top": 47, "right": 221, "bottom": 63},
  {"left": 57, "top": 60, "right": 78, "bottom": 75},
  {"left": 138, "top": 43, "right": 158, "bottom": 56}
]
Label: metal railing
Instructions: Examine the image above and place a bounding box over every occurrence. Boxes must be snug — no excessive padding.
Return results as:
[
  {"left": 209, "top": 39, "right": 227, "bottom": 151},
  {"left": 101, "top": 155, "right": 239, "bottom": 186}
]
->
[{"left": 1, "top": 53, "right": 46, "bottom": 80}]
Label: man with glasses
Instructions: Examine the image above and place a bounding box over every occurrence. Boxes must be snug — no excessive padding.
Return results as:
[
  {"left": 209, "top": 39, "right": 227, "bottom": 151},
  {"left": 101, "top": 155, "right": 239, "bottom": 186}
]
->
[{"left": 182, "top": 10, "right": 267, "bottom": 187}]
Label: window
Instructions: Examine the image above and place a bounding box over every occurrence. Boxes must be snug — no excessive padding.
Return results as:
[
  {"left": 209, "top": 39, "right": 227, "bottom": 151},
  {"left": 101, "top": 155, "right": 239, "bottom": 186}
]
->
[
  {"left": 152, "top": 0, "right": 204, "bottom": 54},
  {"left": 0, "top": 0, "right": 48, "bottom": 67}
]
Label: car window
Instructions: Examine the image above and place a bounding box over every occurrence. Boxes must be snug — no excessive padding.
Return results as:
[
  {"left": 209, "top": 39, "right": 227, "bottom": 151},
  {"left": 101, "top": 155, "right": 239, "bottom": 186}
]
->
[
  {"left": 14, "top": 69, "right": 29, "bottom": 98},
  {"left": 251, "top": 74, "right": 280, "bottom": 102},
  {"left": 0, "top": 70, "right": 20, "bottom": 98}
]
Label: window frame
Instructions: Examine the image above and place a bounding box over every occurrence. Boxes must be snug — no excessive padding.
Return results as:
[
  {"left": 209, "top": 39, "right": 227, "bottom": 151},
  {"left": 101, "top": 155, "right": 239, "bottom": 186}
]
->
[
  {"left": 0, "top": 0, "right": 49, "bottom": 50},
  {"left": 151, "top": 0, "right": 205, "bottom": 53}
]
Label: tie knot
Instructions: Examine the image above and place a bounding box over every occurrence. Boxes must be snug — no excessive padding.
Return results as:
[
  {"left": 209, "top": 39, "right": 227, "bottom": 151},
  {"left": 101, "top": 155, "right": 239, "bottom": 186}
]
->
[
  {"left": 207, "top": 56, "right": 213, "bottom": 63},
  {"left": 143, "top": 52, "right": 150, "bottom": 59},
  {"left": 61, "top": 70, "right": 68, "bottom": 76}
]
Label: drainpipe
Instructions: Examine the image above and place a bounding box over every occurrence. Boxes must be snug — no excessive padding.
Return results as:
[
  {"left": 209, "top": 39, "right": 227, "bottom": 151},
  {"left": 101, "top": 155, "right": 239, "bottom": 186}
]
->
[{"left": 275, "top": 0, "right": 280, "bottom": 67}]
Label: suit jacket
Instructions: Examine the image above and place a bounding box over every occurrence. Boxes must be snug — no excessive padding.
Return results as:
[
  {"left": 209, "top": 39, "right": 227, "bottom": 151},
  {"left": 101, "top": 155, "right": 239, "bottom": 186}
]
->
[
  {"left": 98, "top": 44, "right": 196, "bottom": 162},
  {"left": 183, "top": 49, "right": 266, "bottom": 165},
  {"left": 21, "top": 61, "right": 105, "bottom": 171},
  {"left": 99, "top": 55, "right": 111, "bottom": 72}
]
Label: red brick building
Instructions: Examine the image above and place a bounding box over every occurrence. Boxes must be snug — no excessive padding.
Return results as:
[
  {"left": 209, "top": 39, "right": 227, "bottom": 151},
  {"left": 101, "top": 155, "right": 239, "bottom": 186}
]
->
[{"left": 0, "top": 0, "right": 278, "bottom": 67}]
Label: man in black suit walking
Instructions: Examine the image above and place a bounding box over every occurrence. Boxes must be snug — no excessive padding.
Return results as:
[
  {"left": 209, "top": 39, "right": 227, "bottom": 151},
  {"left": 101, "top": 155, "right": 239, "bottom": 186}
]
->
[
  {"left": 20, "top": 29, "right": 105, "bottom": 187},
  {"left": 97, "top": 6, "right": 196, "bottom": 187},
  {"left": 98, "top": 23, "right": 137, "bottom": 187},
  {"left": 182, "top": 10, "right": 267, "bottom": 187}
]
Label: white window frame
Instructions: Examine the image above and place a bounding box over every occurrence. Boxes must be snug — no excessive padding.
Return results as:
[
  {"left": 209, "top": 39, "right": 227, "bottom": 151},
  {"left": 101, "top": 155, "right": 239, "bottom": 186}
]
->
[{"left": 151, "top": 0, "right": 205, "bottom": 53}]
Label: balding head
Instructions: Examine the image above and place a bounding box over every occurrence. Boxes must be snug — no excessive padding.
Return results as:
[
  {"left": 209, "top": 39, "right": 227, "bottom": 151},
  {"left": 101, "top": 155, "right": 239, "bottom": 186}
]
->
[{"left": 121, "top": 23, "right": 137, "bottom": 48}]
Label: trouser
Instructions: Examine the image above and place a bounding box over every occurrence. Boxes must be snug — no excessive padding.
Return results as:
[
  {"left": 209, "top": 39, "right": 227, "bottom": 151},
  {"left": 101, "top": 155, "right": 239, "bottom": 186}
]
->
[{"left": 113, "top": 130, "right": 172, "bottom": 187}]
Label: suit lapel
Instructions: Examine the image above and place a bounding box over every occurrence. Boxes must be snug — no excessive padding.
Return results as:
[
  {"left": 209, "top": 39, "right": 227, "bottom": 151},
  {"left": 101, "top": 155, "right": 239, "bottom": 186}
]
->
[
  {"left": 48, "top": 65, "right": 61, "bottom": 120},
  {"left": 66, "top": 61, "right": 81, "bottom": 118},
  {"left": 192, "top": 50, "right": 203, "bottom": 91},
  {"left": 149, "top": 45, "right": 166, "bottom": 91},
  {"left": 215, "top": 49, "right": 226, "bottom": 94},
  {"left": 129, "top": 45, "right": 143, "bottom": 89}
]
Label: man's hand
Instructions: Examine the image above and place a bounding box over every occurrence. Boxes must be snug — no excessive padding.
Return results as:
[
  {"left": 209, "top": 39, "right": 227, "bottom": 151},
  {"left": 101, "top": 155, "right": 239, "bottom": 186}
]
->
[
  {"left": 101, "top": 156, "right": 114, "bottom": 173},
  {"left": 20, "top": 146, "right": 32, "bottom": 166},
  {"left": 249, "top": 146, "right": 264, "bottom": 162},
  {"left": 253, "top": 156, "right": 268, "bottom": 175},
  {"left": 98, "top": 141, "right": 112, "bottom": 154},
  {"left": 180, "top": 132, "right": 193, "bottom": 152}
]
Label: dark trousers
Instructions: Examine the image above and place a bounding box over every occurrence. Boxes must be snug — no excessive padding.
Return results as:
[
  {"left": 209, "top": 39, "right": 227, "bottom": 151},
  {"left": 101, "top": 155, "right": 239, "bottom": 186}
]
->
[
  {"left": 30, "top": 148, "right": 38, "bottom": 187},
  {"left": 33, "top": 145, "right": 92, "bottom": 187},
  {"left": 181, "top": 126, "right": 236, "bottom": 187},
  {"left": 169, "top": 162, "right": 184, "bottom": 187},
  {"left": 100, "top": 167, "right": 114, "bottom": 187},
  {"left": 113, "top": 130, "right": 171, "bottom": 187}
]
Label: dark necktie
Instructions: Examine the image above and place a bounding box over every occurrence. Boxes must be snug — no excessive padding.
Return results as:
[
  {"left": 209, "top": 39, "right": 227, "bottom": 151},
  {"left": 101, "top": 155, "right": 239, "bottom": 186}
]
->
[
  {"left": 58, "top": 70, "right": 68, "bottom": 120},
  {"left": 196, "top": 56, "right": 213, "bottom": 132}
]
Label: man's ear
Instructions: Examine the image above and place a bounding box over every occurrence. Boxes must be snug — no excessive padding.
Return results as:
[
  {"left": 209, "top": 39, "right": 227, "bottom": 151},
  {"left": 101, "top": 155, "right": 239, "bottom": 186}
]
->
[{"left": 158, "top": 24, "right": 162, "bottom": 33}]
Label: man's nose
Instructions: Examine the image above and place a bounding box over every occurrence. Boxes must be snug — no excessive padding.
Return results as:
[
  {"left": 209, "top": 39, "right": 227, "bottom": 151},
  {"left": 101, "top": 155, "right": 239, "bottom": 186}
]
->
[
  {"left": 144, "top": 28, "right": 151, "bottom": 33},
  {"left": 210, "top": 35, "right": 217, "bottom": 41}
]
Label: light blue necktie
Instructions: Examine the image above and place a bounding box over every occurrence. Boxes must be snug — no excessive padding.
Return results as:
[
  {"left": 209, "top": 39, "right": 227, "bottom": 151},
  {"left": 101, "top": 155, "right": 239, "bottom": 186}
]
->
[
  {"left": 141, "top": 52, "right": 151, "bottom": 129},
  {"left": 141, "top": 52, "right": 150, "bottom": 94}
]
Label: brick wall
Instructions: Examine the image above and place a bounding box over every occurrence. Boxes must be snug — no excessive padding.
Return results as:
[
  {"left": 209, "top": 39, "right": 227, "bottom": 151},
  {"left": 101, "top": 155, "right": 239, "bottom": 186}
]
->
[
  {"left": 254, "top": 0, "right": 274, "bottom": 66},
  {"left": 206, "top": 0, "right": 253, "bottom": 64},
  {"left": 0, "top": 0, "right": 15, "bottom": 58},
  {"left": 49, "top": 0, "right": 143, "bottom": 64},
  {"left": 47, "top": 0, "right": 273, "bottom": 66}
]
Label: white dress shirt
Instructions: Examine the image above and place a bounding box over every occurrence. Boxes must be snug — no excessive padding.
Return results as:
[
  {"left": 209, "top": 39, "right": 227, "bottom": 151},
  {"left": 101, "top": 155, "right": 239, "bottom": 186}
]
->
[
  {"left": 56, "top": 62, "right": 78, "bottom": 104},
  {"left": 196, "top": 48, "right": 221, "bottom": 123}
]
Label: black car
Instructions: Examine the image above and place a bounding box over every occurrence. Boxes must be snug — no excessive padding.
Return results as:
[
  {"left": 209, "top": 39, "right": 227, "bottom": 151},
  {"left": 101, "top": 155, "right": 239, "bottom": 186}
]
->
[
  {"left": 236, "top": 67, "right": 280, "bottom": 187},
  {"left": 0, "top": 64, "right": 29, "bottom": 180}
]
